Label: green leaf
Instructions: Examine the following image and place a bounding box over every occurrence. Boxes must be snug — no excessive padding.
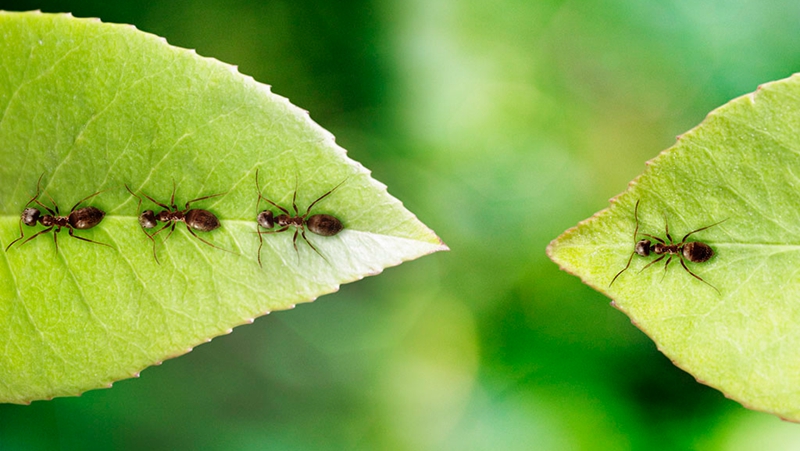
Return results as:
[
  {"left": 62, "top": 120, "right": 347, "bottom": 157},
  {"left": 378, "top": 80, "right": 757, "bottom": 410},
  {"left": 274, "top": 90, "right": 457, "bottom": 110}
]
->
[
  {"left": 0, "top": 11, "right": 446, "bottom": 403},
  {"left": 548, "top": 74, "right": 800, "bottom": 421}
]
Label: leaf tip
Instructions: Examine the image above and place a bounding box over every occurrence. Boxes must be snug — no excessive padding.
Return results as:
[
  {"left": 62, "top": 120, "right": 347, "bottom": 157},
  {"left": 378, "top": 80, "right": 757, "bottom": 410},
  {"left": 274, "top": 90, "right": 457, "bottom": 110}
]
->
[{"left": 544, "top": 236, "right": 558, "bottom": 259}]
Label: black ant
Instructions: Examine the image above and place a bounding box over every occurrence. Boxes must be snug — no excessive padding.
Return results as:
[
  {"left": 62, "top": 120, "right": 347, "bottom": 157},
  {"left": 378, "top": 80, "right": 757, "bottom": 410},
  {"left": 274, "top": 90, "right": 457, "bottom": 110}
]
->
[
  {"left": 5, "top": 174, "right": 110, "bottom": 252},
  {"left": 609, "top": 200, "right": 725, "bottom": 292},
  {"left": 125, "top": 183, "right": 226, "bottom": 263},
  {"left": 255, "top": 169, "right": 345, "bottom": 266}
]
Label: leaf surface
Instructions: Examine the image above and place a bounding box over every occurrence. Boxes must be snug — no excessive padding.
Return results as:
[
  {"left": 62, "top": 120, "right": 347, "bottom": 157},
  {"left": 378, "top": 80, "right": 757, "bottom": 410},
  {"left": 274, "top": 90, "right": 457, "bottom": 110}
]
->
[
  {"left": 548, "top": 74, "right": 800, "bottom": 421},
  {"left": 0, "top": 11, "right": 446, "bottom": 403}
]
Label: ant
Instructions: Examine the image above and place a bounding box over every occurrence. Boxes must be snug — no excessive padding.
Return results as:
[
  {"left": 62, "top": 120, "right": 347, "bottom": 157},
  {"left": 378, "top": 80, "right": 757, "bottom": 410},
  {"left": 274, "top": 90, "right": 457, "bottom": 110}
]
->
[
  {"left": 5, "top": 174, "right": 110, "bottom": 252},
  {"left": 125, "top": 183, "right": 226, "bottom": 263},
  {"left": 609, "top": 200, "right": 725, "bottom": 292},
  {"left": 254, "top": 169, "right": 345, "bottom": 266}
]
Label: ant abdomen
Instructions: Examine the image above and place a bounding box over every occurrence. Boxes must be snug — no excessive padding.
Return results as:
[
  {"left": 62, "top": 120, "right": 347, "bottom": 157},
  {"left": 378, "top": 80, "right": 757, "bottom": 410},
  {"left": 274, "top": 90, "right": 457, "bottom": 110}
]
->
[
  {"left": 70, "top": 206, "right": 105, "bottom": 230},
  {"left": 185, "top": 209, "right": 221, "bottom": 232},
  {"left": 307, "top": 214, "right": 343, "bottom": 237},
  {"left": 683, "top": 241, "right": 713, "bottom": 263}
]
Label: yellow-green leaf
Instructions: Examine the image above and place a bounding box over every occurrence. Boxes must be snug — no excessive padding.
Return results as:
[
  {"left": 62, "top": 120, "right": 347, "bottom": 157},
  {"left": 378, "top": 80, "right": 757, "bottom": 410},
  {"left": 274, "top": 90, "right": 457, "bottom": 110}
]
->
[
  {"left": 548, "top": 73, "right": 800, "bottom": 421},
  {"left": 0, "top": 11, "right": 446, "bottom": 403}
]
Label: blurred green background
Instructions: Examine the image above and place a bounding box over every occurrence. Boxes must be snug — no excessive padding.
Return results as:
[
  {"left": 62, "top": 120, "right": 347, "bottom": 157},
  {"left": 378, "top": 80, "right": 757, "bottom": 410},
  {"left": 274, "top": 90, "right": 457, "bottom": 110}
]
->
[{"left": 3, "top": 0, "right": 800, "bottom": 449}]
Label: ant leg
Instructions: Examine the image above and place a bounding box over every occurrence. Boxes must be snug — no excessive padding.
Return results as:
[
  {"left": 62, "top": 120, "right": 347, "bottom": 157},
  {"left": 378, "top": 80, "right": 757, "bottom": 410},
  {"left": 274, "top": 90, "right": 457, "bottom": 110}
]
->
[
  {"left": 304, "top": 177, "right": 348, "bottom": 217},
  {"left": 609, "top": 251, "right": 636, "bottom": 287},
  {"left": 185, "top": 226, "right": 235, "bottom": 254},
  {"left": 185, "top": 192, "right": 227, "bottom": 209},
  {"left": 125, "top": 185, "right": 144, "bottom": 213},
  {"left": 32, "top": 173, "right": 45, "bottom": 200},
  {"left": 300, "top": 228, "right": 327, "bottom": 261},
  {"left": 67, "top": 227, "right": 112, "bottom": 248},
  {"left": 34, "top": 198, "right": 57, "bottom": 217},
  {"left": 22, "top": 173, "right": 45, "bottom": 209},
  {"left": 150, "top": 237, "right": 160, "bottom": 265},
  {"left": 255, "top": 170, "right": 291, "bottom": 215},
  {"left": 130, "top": 187, "right": 171, "bottom": 211},
  {"left": 256, "top": 194, "right": 290, "bottom": 215},
  {"left": 143, "top": 192, "right": 172, "bottom": 210},
  {"left": 146, "top": 222, "right": 173, "bottom": 264},
  {"left": 255, "top": 169, "right": 264, "bottom": 213},
  {"left": 15, "top": 226, "right": 55, "bottom": 249},
  {"left": 639, "top": 255, "right": 665, "bottom": 273},
  {"left": 257, "top": 195, "right": 290, "bottom": 215},
  {"left": 256, "top": 226, "right": 290, "bottom": 265},
  {"left": 640, "top": 233, "right": 666, "bottom": 244},
  {"left": 631, "top": 200, "right": 641, "bottom": 239},
  {"left": 681, "top": 219, "right": 728, "bottom": 243},
  {"left": 163, "top": 223, "right": 177, "bottom": 243},
  {"left": 660, "top": 255, "right": 673, "bottom": 281},
  {"left": 291, "top": 175, "right": 300, "bottom": 217},
  {"left": 257, "top": 232, "right": 264, "bottom": 268},
  {"left": 149, "top": 222, "right": 173, "bottom": 240},
  {"left": 663, "top": 213, "right": 673, "bottom": 244},
  {"left": 679, "top": 257, "right": 720, "bottom": 293},
  {"left": 6, "top": 176, "right": 50, "bottom": 251},
  {"left": 70, "top": 187, "right": 109, "bottom": 212},
  {"left": 6, "top": 217, "right": 27, "bottom": 251},
  {"left": 610, "top": 200, "right": 643, "bottom": 287},
  {"left": 257, "top": 226, "right": 290, "bottom": 235},
  {"left": 292, "top": 229, "right": 300, "bottom": 253}
]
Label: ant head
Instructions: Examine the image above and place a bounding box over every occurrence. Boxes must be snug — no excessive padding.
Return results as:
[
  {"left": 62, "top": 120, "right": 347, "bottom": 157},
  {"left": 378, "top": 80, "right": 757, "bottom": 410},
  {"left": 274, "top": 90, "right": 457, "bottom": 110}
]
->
[
  {"left": 21, "top": 208, "right": 40, "bottom": 226},
  {"left": 634, "top": 239, "right": 651, "bottom": 257},
  {"left": 139, "top": 210, "right": 157, "bottom": 229},
  {"left": 257, "top": 210, "right": 274, "bottom": 229}
]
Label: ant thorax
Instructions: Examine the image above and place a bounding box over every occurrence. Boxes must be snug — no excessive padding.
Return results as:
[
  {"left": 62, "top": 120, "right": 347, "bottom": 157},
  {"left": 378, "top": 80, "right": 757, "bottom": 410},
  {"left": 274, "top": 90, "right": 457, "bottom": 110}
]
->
[
  {"left": 157, "top": 210, "right": 184, "bottom": 223},
  {"left": 275, "top": 214, "right": 303, "bottom": 228}
]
